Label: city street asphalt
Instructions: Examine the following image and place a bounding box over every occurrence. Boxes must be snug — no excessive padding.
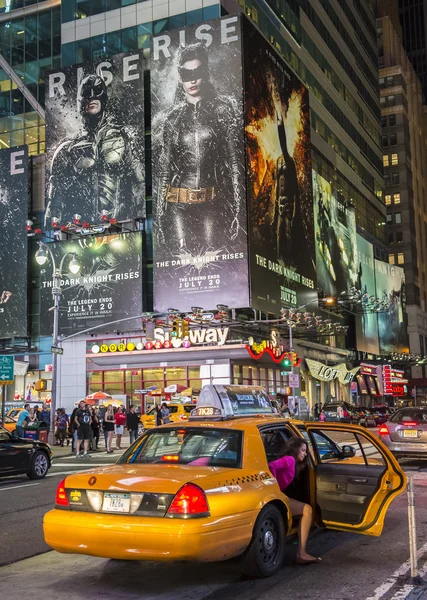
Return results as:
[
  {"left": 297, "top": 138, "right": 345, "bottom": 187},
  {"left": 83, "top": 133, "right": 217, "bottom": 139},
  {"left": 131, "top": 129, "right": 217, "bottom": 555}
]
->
[{"left": 2, "top": 437, "right": 427, "bottom": 600}]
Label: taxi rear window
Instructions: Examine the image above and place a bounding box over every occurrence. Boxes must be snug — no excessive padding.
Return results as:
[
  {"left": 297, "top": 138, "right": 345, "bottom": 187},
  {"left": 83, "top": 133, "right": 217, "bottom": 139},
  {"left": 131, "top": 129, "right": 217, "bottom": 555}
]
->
[{"left": 119, "top": 428, "right": 243, "bottom": 468}]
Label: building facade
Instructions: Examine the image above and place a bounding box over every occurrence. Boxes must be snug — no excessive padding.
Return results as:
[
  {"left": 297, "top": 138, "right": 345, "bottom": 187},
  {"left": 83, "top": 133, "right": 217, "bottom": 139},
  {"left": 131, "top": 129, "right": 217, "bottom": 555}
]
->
[{"left": 398, "top": 0, "right": 427, "bottom": 103}]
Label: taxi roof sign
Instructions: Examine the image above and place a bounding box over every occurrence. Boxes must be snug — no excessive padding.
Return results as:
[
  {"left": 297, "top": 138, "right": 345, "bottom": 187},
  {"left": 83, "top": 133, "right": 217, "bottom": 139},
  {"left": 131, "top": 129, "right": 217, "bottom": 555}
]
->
[{"left": 192, "top": 385, "right": 275, "bottom": 420}]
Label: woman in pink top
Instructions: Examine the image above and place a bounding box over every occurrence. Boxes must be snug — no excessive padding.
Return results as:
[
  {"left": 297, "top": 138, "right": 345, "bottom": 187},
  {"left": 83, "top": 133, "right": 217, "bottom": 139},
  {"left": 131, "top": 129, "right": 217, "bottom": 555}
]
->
[{"left": 269, "top": 437, "right": 321, "bottom": 565}]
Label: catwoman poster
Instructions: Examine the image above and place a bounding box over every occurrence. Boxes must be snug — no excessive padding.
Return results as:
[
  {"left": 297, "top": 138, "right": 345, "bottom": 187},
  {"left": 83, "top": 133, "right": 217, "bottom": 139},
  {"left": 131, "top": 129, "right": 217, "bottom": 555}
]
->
[{"left": 151, "top": 16, "right": 250, "bottom": 313}]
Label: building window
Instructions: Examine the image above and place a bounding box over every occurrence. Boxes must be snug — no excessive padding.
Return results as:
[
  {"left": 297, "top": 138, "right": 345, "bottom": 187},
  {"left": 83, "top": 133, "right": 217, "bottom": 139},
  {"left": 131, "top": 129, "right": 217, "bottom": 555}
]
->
[
  {"left": 390, "top": 133, "right": 397, "bottom": 145},
  {"left": 388, "top": 233, "right": 394, "bottom": 244},
  {"left": 382, "top": 135, "right": 388, "bottom": 147},
  {"left": 391, "top": 153, "right": 399, "bottom": 165},
  {"left": 397, "top": 253, "right": 404, "bottom": 265},
  {"left": 383, "top": 155, "right": 389, "bottom": 167},
  {"left": 387, "top": 95, "right": 395, "bottom": 106},
  {"left": 381, "top": 115, "right": 387, "bottom": 127},
  {"left": 384, "top": 173, "right": 390, "bottom": 185},
  {"left": 392, "top": 172, "right": 400, "bottom": 184},
  {"left": 387, "top": 213, "right": 392, "bottom": 223},
  {"left": 395, "top": 212, "right": 402, "bottom": 224},
  {"left": 389, "top": 254, "right": 395, "bottom": 264},
  {"left": 393, "top": 193, "right": 401, "bottom": 204},
  {"left": 389, "top": 114, "right": 396, "bottom": 126},
  {"left": 385, "top": 194, "right": 392, "bottom": 205},
  {"left": 396, "top": 231, "right": 403, "bottom": 244}
]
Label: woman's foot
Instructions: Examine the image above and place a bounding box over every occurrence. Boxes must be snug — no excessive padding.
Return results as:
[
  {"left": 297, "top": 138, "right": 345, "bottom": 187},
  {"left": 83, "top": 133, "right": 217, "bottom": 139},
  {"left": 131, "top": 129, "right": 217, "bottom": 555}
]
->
[{"left": 295, "top": 553, "right": 322, "bottom": 565}]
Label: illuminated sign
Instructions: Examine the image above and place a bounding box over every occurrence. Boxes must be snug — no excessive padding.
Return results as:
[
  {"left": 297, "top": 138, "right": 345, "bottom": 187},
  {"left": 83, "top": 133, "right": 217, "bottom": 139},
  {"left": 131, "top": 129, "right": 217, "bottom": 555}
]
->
[
  {"left": 247, "top": 330, "right": 301, "bottom": 365},
  {"left": 90, "top": 326, "right": 229, "bottom": 354},
  {"left": 392, "top": 383, "right": 405, "bottom": 397},
  {"left": 360, "top": 363, "right": 377, "bottom": 376},
  {"left": 306, "top": 358, "right": 359, "bottom": 384}
]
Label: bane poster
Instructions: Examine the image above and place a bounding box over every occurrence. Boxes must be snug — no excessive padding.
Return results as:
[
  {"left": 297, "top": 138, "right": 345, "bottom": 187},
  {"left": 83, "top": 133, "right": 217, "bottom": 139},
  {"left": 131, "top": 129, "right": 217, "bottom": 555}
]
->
[
  {"left": 312, "top": 171, "right": 358, "bottom": 296},
  {"left": 355, "top": 234, "right": 380, "bottom": 355},
  {"left": 38, "top": 233, "right": 143, "bottom": 336},
  {"left": 0, "top": 147, "right": 28, "bottom": 338},
  {"left": 45, "top": 52, "right": 145, "bottom": 227},
  {"left": 375, "top": 260, "right": 407, "bottom": 354},
  {"left": 243, "top": 19, "right": 316, "bottom": 312},
  {"left": 151, "top": 16, "right": 250, "bottom": 312}
]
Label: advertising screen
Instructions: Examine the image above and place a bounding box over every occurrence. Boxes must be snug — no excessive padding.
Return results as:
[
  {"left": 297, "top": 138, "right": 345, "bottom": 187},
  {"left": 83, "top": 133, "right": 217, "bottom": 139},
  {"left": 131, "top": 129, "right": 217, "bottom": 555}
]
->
[
  {"left": 312, "top": 171, "right": 358, "bottom": 297},
  {"left": 243, "top": 18, "right": 316, "bottom": 311},
  {"left": 0, "top": 147, "right": 28, "bottom": 338},
  {"left": 375, "top": 260, "right": 407, "bottom": 354},
  {"left": 151, "top": 16, "right": 250, "bottom": 312},
  {"left": 355, "top": 234, "right": 380, "bottom": 355},
  {"left": 39, "top": 232, "right": 143, "bottom": 336},
  {"left": 45, "top": 52, "right": 145, "bottom": 227}
]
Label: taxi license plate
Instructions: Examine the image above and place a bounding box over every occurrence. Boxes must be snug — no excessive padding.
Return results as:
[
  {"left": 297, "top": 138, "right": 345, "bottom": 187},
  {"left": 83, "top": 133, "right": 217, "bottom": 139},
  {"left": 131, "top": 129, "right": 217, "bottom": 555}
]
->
[
  {"left": 102, "top": 493, "right": 131, "bottom": 512},
  {"left": 403, "top": 430, "right": 418, "bottom": 438}
]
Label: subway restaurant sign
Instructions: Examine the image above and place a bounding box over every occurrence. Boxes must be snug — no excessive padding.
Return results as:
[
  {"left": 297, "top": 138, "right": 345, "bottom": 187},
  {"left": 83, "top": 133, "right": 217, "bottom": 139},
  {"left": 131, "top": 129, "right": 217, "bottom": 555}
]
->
[
  {"left": 91, "top": 326, "right": 230, "bottom": 354},
  {"left": 306, "top": 358, "right": 360, "bottom": 384}
]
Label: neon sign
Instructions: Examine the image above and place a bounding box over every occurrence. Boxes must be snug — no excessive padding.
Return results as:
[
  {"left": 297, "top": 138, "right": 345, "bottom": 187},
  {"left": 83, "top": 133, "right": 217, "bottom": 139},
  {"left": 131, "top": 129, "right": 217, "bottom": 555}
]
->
[{"left": 246, "top": 336, "right": 301, "bottom": 366}]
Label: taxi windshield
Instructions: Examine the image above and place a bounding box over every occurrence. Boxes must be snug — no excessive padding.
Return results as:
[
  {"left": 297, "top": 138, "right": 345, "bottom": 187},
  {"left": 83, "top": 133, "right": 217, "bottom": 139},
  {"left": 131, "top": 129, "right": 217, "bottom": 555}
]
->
[{"left": 119, "top": 428, "right": 243, "bottom": 468}]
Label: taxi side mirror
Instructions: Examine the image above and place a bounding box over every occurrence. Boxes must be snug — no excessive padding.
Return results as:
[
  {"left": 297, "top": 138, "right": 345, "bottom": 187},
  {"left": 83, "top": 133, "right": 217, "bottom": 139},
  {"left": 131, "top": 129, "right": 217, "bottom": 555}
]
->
[{"left": 340, "top": 445, "right": 356, "bottom": 459}]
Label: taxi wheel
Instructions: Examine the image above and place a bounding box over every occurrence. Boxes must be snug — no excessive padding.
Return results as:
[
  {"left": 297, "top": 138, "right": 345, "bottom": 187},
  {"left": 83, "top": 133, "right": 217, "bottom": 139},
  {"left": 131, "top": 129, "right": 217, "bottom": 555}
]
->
[
  {"left": 27, "top": 451, "right": 49, "bottom": 480},
  {"left": 242, "top": 504, "right": 285, "bottom": 578}
]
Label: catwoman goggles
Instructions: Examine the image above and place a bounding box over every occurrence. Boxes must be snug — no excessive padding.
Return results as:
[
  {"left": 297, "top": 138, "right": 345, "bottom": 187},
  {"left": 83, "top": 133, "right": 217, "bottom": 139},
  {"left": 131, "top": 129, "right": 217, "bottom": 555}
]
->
[{"left": 178, "top": 65, "right": 207, "bottom": 82}]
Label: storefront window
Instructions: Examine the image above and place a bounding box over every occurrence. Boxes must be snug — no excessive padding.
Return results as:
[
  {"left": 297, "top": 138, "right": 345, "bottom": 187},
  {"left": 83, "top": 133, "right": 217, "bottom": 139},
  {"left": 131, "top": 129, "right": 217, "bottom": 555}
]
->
[
  {"left": 242, "top": 366, "right": 251, "bottom": 382},
  {"left": 189, "top": 379, "right": 203, "bottom": 391},
  {"left": 165, "top": 367, "right": 186, "bottom": 380},
  {"left": 88, "top": 371, "right": 102, "bottom": 385},
  {"left": 104, "top": 370, "right": 124, "bottom": 384},
  {"left": 142, "top": 368, "right": 164, "bottom": 382},
  {"left": 125, "top": 369, "right": 141, "bottom": 381},
  {"left": 188, "top": 365, "right": 201, "bottom": 379},
  {"left": 104, "top": 383, "right": 124, "bottom": 395},
  {"left": 259, "top": 368, "right": 266, "bottom": 386}
]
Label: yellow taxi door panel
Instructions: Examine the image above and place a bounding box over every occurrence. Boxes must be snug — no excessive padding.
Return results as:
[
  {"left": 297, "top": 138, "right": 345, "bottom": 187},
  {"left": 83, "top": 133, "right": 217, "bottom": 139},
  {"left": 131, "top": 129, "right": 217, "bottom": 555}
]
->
[{"left": 304, "top": 423, "right": 406, "bottom": 536}]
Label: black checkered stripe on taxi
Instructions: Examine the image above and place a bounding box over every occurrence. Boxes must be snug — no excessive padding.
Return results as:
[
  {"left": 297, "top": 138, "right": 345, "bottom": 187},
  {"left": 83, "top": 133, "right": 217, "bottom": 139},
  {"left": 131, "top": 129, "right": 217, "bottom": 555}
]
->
[{"left": 222, "top": 472, "right": 272, "bottom": 486}]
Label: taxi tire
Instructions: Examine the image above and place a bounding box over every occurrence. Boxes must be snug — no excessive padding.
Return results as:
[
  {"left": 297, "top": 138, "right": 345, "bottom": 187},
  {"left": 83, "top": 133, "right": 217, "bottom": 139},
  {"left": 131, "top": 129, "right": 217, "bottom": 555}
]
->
[{"left": 242, "top": 504, "right": 286, "bottom": 578}]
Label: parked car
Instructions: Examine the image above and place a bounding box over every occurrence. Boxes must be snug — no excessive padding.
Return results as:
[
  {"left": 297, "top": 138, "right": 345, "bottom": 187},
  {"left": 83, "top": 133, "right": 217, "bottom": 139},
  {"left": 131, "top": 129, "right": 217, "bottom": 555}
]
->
[
  {"left": 358, "top": 407, "right": 377, "bottom": 428},
  {"left": 0, "top": 425, "right": 53, "bottom": 479},
  {"left": 322, "top": 402, "right": 360, "bottom": 424},
  {"left": 379, "top": 407, "right": 427, "bottom": 459}
]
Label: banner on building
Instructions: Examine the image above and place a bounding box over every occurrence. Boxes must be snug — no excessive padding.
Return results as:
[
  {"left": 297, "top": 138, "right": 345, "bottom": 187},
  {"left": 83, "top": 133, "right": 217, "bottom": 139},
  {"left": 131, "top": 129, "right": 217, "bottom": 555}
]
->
[
  {"left": 375, "top": 260, "right": 407, "bottom": 354},
  {"left": 243, "top": 18, "right": 316, "bottom": 311},
  {"left": 39, "top": 232, "right": 143, "bottom": 336},
  {"left": 355, "top": 234, "right": 380, "bottom": 355},
  {"left": 151, "top": 16, "right": 250, "bottom": 312},
  {"left": 312, "top": 171, "right": 357, "bottom": 297},
  {"left": 45, "top": 52, "right": 145, "bottom": 227},
  {"left": 0, "top": 147, "right": 28, "bottom": 338}
]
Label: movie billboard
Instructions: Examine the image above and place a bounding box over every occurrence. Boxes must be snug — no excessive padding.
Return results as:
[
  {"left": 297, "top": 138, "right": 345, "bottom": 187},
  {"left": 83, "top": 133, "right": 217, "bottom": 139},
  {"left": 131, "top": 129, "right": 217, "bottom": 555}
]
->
[
  {"left": 151, "top": 16, "right": 250, "bottom": 312},
  {"left": 243, "top": 18, "right": 316, "bottom": 311},
  {"left": 355, "top": 234, "right": 379, "bottom": 355},
  {"left": 375, "top": 260, "right": 407, "bottom": 354},
  {"left": 39, "top": 232, "right": 143, "bottom": 336},
  {"left": 45, "top": 52, "right": 145, "bottom": 227},
  {"left": 312, "top": 171, "right": 358, "bottom": 297},
  {"left": 0, "top": 147, "right": 28, "bottom": 338}
]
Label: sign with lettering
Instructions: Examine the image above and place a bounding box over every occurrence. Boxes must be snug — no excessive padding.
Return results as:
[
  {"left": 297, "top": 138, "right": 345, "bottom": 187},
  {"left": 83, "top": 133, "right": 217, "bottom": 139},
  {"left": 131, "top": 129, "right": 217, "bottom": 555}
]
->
[
  {"left": 305, "top": 358, "right": 359, "bottom": 384},
  {"left": 246, "top": 330, "right": 301, "bottom": 365}
]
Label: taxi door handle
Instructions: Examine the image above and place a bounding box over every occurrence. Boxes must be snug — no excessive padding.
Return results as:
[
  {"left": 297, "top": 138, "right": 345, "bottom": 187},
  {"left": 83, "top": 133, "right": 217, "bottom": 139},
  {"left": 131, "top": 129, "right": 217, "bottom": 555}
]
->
[{"left": 349, "top": 478, "right": 368, "bottom": 484}]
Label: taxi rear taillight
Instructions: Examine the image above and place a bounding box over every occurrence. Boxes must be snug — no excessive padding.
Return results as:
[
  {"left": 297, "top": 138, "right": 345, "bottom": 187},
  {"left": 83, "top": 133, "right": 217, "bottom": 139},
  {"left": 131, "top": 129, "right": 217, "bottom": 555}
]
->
[
  {"left": 167, "top": 483, "right": 209, "bottom": 518},
  {"left": 55, "top": 478, "right": 69, "bottom": 507},
  {"left": 379, "top": 425, "right": 389, "bottom": 435}
]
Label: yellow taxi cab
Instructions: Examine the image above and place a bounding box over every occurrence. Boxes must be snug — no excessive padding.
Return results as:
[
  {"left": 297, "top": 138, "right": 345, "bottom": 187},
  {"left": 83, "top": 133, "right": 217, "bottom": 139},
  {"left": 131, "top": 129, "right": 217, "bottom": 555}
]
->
[
  {"left": 140, "top": 402, "right": 194, "bottom": 430},
  {"left": 44, "top": 385, "right": 406, "bottom": 578},
  {"left": 2, "top": 416, "right": 17, "bottom": 433}
]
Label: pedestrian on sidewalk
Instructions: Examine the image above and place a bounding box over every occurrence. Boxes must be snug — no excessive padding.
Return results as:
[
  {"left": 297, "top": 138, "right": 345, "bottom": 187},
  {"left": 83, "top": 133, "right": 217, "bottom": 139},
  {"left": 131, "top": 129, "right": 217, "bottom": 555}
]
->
[
  {"left": 16, "top": 403, "right": 30, "bottom": 438},
  {"left": 54, "top": 408, "right": 68, "bottom": 446},
  {"left": 104, "top": 405, "right": 115, "bottom": 453},
  {"left": 39, "top": 403, "right": 50, "bottom": 427},
  {"left": 90, "top": 407, "right": 100, "bottom": 450},
  {"left": 74, "top": 400, "right": 92, "bottom": 458},
  {"left": 115, "top": 406, "right": 126, "bottom": 450},
  {"left": 126, "top": 405, "right": 140, "bottom": 445},
  {"left": 155, "top": 404, "right": 162, "bottom": 426},
  {"left": 69, "top": 406, "right": 78, "bottom": 453},
  {"left": 161, "top": 402, "right": 171, "bottom": 424}
]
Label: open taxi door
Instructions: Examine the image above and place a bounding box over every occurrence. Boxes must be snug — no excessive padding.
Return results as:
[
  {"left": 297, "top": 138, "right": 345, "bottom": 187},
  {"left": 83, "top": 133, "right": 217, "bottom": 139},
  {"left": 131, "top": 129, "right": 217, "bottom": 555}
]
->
[{"left": 302, "top": 422, "right": 406, "bottom": 536}]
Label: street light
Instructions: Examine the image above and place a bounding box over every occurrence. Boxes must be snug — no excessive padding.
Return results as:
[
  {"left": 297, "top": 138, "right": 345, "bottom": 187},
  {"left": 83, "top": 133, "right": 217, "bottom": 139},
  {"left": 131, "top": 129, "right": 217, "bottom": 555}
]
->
[{"left": 35, "top": 242, "right": 81, "bottom": 439}]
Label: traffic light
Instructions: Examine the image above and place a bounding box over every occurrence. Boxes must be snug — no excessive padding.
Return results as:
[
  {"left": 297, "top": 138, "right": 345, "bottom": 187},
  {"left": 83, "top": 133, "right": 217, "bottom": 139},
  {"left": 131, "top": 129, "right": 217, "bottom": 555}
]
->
[
  {"left": 34, "top": 379, "right": 47, "bottom": 391},
  {"left": 181, "top": 319, "right": 189, "bottom": 338},
  {"left": 172, "top": 319, "right": 179, "bottom": 337},
  {"left": 282, "top": 355, "right": 291, "bottom": 368}
]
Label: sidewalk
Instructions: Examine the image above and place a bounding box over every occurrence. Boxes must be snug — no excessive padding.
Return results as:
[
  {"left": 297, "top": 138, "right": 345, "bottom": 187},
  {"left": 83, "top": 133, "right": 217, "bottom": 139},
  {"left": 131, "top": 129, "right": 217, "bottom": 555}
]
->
[{"left": 50, "top": 433, "right": 132, "bottom": 458}]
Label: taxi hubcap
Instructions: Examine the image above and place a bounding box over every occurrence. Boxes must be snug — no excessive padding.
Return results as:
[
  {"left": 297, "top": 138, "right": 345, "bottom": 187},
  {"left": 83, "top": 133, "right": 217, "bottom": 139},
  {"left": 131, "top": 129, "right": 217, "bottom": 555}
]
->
[{"left": 259, "top": 518, "right": 278, "bottom": 563}]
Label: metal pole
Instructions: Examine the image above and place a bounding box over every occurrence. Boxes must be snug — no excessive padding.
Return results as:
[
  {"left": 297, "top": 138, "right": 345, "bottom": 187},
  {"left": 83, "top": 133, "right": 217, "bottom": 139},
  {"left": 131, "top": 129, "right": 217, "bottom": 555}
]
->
[
  {"left": 50, "top": 269, "right": 61, "bottom": 441},
  {"left": 407, "top": 476, "right": 422, "bottom": 584},
  {"left": 1, "top": 384, "right": 5, "bottom": 425},
  {"left": 289, "top": 323, "right": 295, "bottom": 415}
]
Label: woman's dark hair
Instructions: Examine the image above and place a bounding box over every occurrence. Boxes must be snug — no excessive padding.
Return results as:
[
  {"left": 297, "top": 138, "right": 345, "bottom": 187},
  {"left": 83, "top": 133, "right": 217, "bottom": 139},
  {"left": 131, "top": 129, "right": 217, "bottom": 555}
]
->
[
  {"left": 175, "top": 42, "right": 215, "bottom": 103},
  {"left": 282, "top": 437, "right": 308, "bottom": 476}
]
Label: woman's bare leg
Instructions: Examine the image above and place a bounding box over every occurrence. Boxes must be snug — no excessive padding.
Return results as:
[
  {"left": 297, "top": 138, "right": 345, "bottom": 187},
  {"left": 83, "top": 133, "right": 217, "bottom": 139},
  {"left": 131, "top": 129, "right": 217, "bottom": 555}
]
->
[{"left": 287, "top": 498, "right": 318, "bottom": 561}]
